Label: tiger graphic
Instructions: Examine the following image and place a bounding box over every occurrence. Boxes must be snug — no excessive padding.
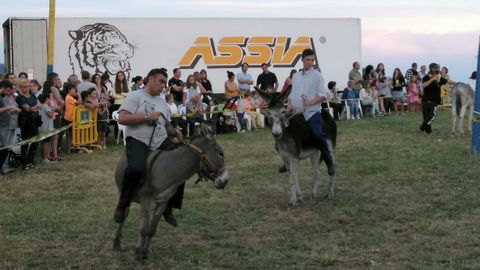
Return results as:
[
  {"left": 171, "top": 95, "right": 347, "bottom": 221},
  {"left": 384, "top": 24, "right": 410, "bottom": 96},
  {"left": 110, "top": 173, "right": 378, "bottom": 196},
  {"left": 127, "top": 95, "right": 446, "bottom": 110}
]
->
[{"left": 68, "top": 23, "right": 135, "bottom": 79}]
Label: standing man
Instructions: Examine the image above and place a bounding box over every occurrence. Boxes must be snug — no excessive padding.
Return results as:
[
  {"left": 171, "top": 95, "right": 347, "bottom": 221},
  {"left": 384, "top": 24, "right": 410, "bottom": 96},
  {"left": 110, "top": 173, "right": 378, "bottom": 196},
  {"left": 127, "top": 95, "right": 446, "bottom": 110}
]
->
[
  {"left": 168, "top": 68, "right": 185, "bottom": 106},
  {"left": 405, "top": 62, "right": 418, "bottom": 83},
  {"left": 237, "top": 63, "right": 254, "bottom": 92},
  {"left": 287, "top": 49, "right": 334, "bottom": 176},
  {"left": 348, "top": 62, "right": 362, "bottom": 97},
  {"left": 113, "top": 68, "right": 183, "bottom": 226},
  {"left": 418, "top": 63, "right": 454, "bottom": 134},
  {"left": 256, "top": 63, "right": 278, "bottom": 92},
  {"left": 77, "top": 71, "right": 97, "bottom": 103}
]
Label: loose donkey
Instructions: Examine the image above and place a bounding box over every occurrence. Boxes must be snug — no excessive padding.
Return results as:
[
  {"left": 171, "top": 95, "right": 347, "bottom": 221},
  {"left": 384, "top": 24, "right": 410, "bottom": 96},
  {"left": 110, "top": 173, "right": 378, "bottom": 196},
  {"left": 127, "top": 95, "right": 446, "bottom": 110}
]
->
[{"left": 451, "top": 82, "right": 475, "bottom": 135}]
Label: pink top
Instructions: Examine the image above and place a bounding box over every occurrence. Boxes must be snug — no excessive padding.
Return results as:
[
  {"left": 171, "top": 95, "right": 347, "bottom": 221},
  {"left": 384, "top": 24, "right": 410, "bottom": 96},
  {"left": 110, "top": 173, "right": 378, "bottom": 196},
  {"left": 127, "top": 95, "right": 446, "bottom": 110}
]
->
[
  {"left": 407, "top": 83, "right": 420, "bottom": 103},
  {"left": 48, "top": 94, "right": 57, "bottom": 120}
]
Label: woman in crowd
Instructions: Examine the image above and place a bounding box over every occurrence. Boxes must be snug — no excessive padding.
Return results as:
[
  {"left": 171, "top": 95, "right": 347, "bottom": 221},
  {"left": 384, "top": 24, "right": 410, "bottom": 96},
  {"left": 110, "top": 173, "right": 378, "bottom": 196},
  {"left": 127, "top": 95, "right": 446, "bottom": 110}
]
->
[
  {"left": 112, "top": 71, "right": 130, "bottom": 138},
  {"left": 92, "top": 73, "right": 108, "bottom": 97},
  {"left": 30, "top": 79, "right": 42, "bottom": 97},
  {"left": 390, "top": 68, "right": 406, "bottom": 115},
  {"left": 16, "top": 79, "right": 41, "bottom": 170},
  {"left": 363, "top": 65, "right": 376, "bottom": 82},
  {"left": 41, "top": 80, "right": 61, "bottom": 161},
  {"left": 18, "top": 72, "right": 28, "bottom": 79},
  {"left": 199, "top": 69, "right": 213, "bottom": 105},
  {"left": 375, "top": 63, "right": 386, "bottom": 81},
  {"left": 131, "top": 76, "right": 143, "bottom": 91},
  {"left": 359, "top": 80, "right": 380, "bottom": 117},
  {"left": 224, "top": 71, "right": 240, "bottom": 99},
  {"left": 440, "top": 66, "right": 450, "bottom": 105},
  {"left": 2, "top": 81, "right": 20, "bottom": 174},
  {"left": 183, "top": 74, "right": 203, "bottom": 105},
  {"left": 280, "top": 69, "right": 297, "bottom": 97}
]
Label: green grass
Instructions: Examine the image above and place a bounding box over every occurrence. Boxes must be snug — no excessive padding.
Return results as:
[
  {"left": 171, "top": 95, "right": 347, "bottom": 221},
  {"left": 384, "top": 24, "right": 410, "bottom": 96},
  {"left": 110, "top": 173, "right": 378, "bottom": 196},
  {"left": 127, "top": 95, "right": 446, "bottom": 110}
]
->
[{"left": 1, "top": 110, "right": 479, "bottom": 269}]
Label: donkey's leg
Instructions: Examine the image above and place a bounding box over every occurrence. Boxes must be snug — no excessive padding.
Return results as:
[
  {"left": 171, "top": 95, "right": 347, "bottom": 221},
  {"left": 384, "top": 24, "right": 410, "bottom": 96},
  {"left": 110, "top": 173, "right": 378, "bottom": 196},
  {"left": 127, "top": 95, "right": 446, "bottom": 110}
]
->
[
  {"left": 310, "top": 152, "right": 321, "bottom": 199},
  {"left": 113, "top": 207, "right": 129, "bottom": 250},
  {"left": 458, "top": 102, "right": 468, "bottom": 135},
  {"left": 467, "top": 105, "right": 473, "bottom": 133},
  {"left": 135, "top": 196, "right": 152, "bottom": 260},
  {"left": 142, "top": 202, "right": 168, "bottom": 259},
  {"left": 287, "top": 158, "right": 300, "bottom": 207},
  {"left": 326, "top": 140, "right": 336, "bottom": 199}
]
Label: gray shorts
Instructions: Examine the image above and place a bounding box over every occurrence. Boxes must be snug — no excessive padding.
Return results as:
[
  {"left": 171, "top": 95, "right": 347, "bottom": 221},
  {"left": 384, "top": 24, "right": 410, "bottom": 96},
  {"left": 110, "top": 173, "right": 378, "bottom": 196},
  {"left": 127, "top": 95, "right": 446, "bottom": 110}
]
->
[{"left": 392, "top": 91, "right": 404, "bottom": 101}]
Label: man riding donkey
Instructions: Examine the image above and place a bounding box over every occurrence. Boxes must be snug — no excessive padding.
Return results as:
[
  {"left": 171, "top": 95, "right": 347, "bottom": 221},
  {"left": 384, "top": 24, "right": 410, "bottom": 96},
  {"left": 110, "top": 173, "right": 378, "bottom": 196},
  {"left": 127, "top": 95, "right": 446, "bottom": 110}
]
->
[
  {"left": 286, "top": 48, "right": 335, "bottom": 176},
  {"left": 113, "top": 68, "right": 184, "bottom": 226}
]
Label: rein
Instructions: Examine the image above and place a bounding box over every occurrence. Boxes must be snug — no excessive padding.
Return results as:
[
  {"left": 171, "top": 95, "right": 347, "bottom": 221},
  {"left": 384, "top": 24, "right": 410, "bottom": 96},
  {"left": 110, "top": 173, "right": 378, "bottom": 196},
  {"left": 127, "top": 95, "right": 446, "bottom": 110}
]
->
[{"left": 188, "top": 143, "right": 225, "bottom": 184}]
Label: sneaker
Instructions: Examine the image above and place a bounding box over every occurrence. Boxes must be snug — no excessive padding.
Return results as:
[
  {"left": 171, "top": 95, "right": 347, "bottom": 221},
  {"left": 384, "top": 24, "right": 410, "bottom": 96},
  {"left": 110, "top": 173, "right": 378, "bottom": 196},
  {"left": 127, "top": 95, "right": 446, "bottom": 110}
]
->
[
  {"left": 240, "top": 129, "right": 246, "bottom": 133},
  {"left": 1, "top": 168, "right": 14, "bottom": 175},
  {"left": 42, "top": 159, "right": 53, "bottom": 165},
  {"left": 356, "top": 116, "right": 361, "bottom": 120}
]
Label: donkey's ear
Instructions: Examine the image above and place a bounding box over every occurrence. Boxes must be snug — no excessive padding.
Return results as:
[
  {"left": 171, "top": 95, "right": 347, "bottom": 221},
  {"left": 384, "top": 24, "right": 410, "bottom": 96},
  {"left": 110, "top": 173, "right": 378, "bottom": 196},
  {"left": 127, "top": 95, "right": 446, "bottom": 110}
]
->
[
  {"left": 255, "top": 87, "right": 271, "bottom": 105},
  {"left": 193, "top": 123, "right": 214, "bottom": 138}
]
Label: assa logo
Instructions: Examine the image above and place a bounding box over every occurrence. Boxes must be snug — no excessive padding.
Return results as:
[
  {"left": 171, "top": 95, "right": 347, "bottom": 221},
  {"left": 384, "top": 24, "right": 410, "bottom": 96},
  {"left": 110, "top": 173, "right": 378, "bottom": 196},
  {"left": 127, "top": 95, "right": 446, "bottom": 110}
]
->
[{"left": 179, "top": 36, "right": 317, "bottom": 69}]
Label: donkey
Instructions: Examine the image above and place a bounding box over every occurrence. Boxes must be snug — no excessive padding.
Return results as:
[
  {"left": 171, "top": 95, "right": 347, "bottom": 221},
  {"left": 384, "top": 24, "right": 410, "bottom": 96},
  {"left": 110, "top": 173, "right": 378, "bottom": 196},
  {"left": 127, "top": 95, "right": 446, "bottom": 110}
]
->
[
  {"left": 113, "top": 124, "right": 229, "bottom": 260},
  {"left": 258, "top": 90, "right": 337, "bottom": 207},
  {"left": 451, "top": 82, "right": 475, "bottom": 135}
]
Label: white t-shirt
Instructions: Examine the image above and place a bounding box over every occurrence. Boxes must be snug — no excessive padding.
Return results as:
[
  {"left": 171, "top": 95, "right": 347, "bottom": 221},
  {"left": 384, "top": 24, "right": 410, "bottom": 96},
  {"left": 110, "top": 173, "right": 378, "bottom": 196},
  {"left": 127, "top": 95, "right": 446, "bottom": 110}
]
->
[{"left": 119, "top": 89, "right": 170, "bottom": 150}]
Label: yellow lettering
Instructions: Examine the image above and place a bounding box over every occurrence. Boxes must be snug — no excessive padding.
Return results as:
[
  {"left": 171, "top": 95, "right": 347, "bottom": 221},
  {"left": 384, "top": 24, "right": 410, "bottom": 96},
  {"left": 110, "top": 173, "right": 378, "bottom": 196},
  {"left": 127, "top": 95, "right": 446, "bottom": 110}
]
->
[
  {"left": 244, "top": 37, "right": 274, "bottom": 66},
  {"left": 178, "top": 37, "right": 215, "bottom": 68},
  {"left": 272, "top": 37, "right": 313, "bottom": 66},
  {"left": 179, "top": 36, "right": 316, "bottom": 69}
]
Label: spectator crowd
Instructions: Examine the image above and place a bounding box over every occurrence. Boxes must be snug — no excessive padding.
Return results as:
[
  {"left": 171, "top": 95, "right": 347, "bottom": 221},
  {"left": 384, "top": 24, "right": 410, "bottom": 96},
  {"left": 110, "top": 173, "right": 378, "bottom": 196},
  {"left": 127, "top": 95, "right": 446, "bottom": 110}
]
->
[{"left": 0, "top": 61, "right": 476, "bottom": 175}]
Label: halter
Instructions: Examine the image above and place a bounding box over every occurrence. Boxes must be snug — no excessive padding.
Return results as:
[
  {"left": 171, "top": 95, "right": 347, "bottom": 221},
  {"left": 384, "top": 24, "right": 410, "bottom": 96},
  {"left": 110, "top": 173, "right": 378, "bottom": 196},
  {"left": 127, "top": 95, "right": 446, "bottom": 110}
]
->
[{"left": 188, "top": 143, "right": 226, "bottom": 184}]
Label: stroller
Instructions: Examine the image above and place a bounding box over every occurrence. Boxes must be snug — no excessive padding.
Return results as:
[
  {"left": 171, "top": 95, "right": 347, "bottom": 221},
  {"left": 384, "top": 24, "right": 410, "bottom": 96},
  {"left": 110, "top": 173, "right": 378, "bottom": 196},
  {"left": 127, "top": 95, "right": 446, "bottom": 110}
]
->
[{"left": 8, "top": 129, "right": 23, "bottom": 168}]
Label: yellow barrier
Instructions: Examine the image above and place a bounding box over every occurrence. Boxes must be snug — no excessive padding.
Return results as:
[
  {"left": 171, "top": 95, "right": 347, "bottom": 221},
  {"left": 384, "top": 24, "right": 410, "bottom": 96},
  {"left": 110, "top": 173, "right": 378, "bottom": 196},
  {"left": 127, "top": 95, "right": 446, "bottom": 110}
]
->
[{"left": 71, "top": 105, "right": 101, "bottom": 153}]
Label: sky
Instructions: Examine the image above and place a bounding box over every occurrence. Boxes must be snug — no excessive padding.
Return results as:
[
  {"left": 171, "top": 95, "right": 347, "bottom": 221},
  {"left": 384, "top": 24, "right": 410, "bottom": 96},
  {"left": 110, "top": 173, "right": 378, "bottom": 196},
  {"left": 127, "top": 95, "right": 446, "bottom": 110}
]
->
[{"left": 1, "top": 0, "right": 479, "bottom": 81}]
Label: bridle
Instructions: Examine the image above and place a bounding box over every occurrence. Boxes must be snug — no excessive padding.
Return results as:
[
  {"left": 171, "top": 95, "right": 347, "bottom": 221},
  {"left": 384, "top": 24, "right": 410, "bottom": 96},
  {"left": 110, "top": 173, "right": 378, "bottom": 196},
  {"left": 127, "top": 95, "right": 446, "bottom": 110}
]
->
[{"left": 188, "top": 143, "right": 226, "bottom": 184}]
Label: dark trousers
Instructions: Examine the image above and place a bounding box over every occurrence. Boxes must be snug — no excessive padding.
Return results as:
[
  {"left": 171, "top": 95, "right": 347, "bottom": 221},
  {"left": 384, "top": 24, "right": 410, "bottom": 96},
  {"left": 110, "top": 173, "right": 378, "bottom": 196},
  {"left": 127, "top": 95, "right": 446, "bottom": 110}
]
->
[
  {"left": 419, "top": 99, "right": 437, "bottom": 134},
  {"left": 19, "top": 116, "right": 39, "bottom": 167},
  {"left": 187, "top": 116, "right": 204, "bottom": 137},
  {"left": 307, "top": 112, "right": 333, "bottom": 165},
  {"left": 110, "top": 104, "right": 121, "bottom": 138},
  {"left": 171, "top": 117, "right": 188, "bottom": 136},
  {"left": 117, "top": 137, "right": 184, "bottom": 210}
]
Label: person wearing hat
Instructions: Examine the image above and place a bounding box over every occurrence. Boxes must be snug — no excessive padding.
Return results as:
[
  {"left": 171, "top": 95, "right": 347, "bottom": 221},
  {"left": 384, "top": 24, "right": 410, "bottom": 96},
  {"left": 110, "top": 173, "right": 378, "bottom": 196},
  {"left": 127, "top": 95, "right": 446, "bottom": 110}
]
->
[
  {"left": 469, "top": 71, "right": 476, "bottom": 91},
  {"left": 418, "top": 63, "right": 455, "bottom": 134},
  {"left": 256, "top": 62, "right": 278, "bottom": 92}
]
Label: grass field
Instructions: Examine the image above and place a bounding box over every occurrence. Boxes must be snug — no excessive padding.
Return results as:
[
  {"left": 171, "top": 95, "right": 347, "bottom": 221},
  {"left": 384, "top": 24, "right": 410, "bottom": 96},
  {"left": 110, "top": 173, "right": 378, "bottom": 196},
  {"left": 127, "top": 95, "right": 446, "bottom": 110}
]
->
[{"left": 1, "top": 110, "right": 479, "bottom": 269}]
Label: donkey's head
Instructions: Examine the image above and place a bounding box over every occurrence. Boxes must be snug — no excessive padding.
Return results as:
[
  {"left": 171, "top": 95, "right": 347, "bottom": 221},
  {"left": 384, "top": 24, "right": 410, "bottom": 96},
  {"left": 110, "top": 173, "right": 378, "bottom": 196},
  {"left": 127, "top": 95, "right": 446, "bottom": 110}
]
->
[
  {"left": 190, "top": 123, "right": 229, "bottom": 189},
  {"left": 257, "top": 89, "right": 289, "bottom": 139}
]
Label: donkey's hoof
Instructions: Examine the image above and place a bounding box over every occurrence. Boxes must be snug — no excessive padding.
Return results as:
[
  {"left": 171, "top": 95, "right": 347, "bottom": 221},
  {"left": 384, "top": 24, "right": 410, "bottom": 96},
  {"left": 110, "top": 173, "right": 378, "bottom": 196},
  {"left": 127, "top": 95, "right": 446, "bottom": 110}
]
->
[
  {"left": 287, "top": 202, "right": 298, "bottom": 209},
  {"left": 113, "top": 240, "right": 121, "bottom": 251}
]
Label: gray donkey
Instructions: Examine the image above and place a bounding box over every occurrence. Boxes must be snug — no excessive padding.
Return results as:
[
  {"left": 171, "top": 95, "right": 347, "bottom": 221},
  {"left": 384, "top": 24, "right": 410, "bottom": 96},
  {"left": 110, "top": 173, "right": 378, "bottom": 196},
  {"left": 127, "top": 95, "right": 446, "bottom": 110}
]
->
[
  {"left": 258, "top": 90, "right": 337, "bottom": 207},
  {"left": 451, "top": 82, "right": 475, "bottom": 135},
  {"left": 113, "top": 124, "right": 229, "bottom": 260}
]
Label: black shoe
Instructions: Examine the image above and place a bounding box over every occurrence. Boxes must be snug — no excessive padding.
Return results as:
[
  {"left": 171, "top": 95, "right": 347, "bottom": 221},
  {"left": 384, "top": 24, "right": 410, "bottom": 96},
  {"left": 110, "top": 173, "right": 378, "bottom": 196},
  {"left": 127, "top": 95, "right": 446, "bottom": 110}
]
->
[
  {"left": 163, "top": 207, "right": 178, "bottom": 227},
  {"left": 278, "top": 165, "right": 287, "bottom": 173},
  {"left": 113, "top": 206, "right": 127, "bottom": 223}
]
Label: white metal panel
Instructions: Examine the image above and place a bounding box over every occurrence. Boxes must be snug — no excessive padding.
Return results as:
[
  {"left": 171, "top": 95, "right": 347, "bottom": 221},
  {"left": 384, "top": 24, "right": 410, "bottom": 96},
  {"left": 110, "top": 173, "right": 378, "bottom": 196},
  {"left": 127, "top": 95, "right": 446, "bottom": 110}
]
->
[
  {"left": 54, "top": 18, "right": 361, "bottom": 92},
  {"left": 11, "top": 19, "right": 47, "bottom": 82}
]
